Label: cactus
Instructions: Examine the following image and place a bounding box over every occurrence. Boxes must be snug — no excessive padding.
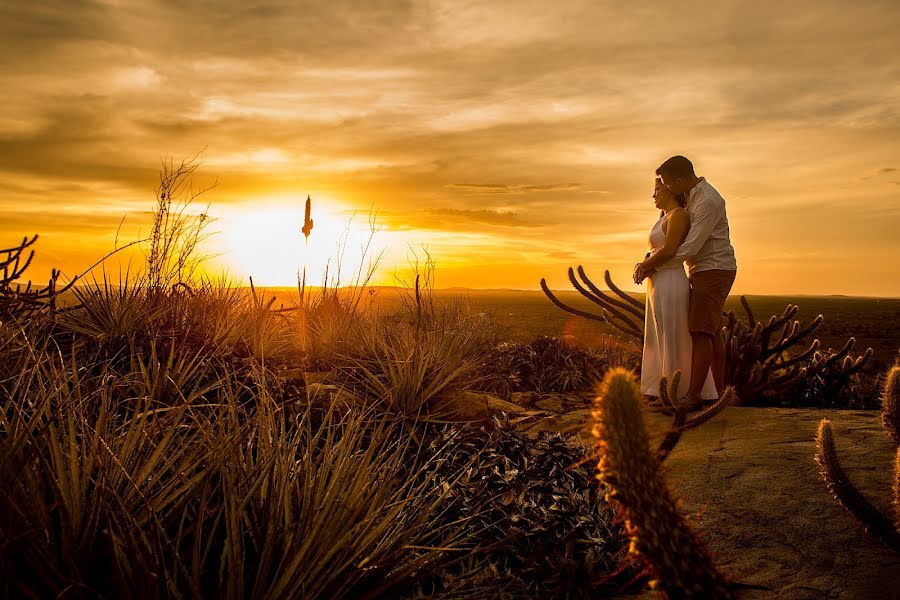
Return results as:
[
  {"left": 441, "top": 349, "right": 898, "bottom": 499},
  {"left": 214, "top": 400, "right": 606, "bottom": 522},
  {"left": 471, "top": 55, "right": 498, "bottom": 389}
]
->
[
  {"left": 654, "top": 372, "right": 736, "bottom": 463},
  {"left": 0, "top": 235, "right": 76, "bottom": 320},
  {"left": 541, "top": 267, "right": 872, "bottom": 405},
  {"left": 592, "top": 368, "right": 734, "bottom": 598},
  {"left": 883, "top": 366, "right": 900, "bottom": 447},
  {"left": 815, "top": 367, "right": 900, "bottom": 554}
]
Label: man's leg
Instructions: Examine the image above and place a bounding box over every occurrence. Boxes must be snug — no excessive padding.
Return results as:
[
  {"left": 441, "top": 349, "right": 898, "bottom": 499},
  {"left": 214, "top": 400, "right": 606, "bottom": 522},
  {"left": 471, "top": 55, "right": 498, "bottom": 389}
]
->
[
  {"left": 688, "top": 331, "right": 713, "bottom": 399},
  {"left": 711, "top": 331, "right": 727, "bottom": 395}
]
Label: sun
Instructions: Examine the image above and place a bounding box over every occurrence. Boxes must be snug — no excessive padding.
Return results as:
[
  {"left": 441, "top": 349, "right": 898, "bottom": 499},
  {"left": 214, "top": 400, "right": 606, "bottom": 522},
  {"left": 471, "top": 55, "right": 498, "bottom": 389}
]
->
[{"left": 213, "top": 195, "right": 388, "bottom": 287}]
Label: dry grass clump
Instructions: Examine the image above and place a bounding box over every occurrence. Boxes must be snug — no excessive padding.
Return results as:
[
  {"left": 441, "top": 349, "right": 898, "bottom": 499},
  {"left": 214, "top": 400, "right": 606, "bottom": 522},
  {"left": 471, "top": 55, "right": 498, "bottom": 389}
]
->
[
  {"left": 0, "top": 327, "right": 479, "bottom": 598},
  {"left": 472, "top": 334, "right": 639, "bottom": 400}
]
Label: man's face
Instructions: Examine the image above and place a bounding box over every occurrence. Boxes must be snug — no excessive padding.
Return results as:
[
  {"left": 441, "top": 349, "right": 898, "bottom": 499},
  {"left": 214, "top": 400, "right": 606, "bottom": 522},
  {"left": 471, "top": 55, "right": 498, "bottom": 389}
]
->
[{"left": 660, "top": 172, "right": 687, "bottom": 196}]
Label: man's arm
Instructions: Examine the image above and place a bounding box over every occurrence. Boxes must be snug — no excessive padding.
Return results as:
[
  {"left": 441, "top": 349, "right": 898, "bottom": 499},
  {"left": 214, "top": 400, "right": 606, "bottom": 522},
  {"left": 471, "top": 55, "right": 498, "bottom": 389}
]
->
[{"left": 668, "top": 196, "right": 722, "bottom": 264}]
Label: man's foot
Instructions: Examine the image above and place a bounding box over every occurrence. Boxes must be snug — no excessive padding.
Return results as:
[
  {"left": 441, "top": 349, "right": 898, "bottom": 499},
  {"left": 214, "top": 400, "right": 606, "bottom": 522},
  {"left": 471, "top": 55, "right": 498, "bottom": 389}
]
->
[{"left": 679, "top": 393, "right": 703, "bottom": 412}]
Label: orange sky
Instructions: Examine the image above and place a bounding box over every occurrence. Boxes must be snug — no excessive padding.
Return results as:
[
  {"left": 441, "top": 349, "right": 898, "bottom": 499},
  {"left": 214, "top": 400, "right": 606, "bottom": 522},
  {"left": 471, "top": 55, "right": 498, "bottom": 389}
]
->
[{"left": 2, "top": 1, "right": 899, "bottom": 296}]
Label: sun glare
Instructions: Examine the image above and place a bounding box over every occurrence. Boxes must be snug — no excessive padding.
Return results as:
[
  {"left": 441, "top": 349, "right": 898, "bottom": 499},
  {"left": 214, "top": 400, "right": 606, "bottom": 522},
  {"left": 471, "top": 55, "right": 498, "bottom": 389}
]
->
[{"left": 214, "top": 196, "right": 389, "bottom": 287}]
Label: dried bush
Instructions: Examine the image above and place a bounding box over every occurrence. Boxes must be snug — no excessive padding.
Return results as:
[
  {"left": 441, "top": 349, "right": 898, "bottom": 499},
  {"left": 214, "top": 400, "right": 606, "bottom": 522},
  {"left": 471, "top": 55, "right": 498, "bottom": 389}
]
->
[{"left": 473, "top": 335, "right": 632, "bottom": 399}]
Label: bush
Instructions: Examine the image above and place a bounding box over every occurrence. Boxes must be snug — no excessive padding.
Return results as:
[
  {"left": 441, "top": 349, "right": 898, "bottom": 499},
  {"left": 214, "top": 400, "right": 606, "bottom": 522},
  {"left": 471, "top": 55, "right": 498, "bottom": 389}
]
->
[
  {"left": 473, "top": 335, "right": 637, "bottom": 399},
  {"left": 407, "top": 417, "right": 637, "bottom": 599}
]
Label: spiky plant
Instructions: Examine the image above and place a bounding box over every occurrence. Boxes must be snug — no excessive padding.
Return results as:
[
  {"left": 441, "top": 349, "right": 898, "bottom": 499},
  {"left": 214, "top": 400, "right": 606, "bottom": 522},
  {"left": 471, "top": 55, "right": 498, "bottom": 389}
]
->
[
  {"left": 592, "top": 368, "right": 734, "bottom": 599},
  {"left": 883, "top": 365, "right": 900, "bottom": 447},
  {"left": 815, "top": 366, "right": 900, "bottom": 554}
]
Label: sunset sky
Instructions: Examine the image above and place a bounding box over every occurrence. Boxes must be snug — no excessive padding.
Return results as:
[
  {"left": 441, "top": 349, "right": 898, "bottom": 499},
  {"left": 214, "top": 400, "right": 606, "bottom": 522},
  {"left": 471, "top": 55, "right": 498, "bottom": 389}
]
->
[{"left": 2, "top": 1, "right": 899, "bottom": 296}]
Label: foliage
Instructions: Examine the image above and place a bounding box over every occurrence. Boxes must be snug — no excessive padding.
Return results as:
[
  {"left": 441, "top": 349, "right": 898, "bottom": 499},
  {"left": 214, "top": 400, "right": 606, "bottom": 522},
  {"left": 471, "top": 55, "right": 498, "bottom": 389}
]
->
[
  {"left": 473, "top": 335, "right": 636, "bottom": 399},
  {"left": 0, "top": 325, "right": 480, "bottom": 599},
  {"left": 333, "top": 305, "right": 492, "bottom": 420}
]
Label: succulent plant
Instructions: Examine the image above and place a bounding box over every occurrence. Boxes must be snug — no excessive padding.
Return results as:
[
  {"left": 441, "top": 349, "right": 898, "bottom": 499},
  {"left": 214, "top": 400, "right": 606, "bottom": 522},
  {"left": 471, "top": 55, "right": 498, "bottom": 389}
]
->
[
  {"left": 815, "top": 366, "right": 900, "bottom": 554},
  {"left": 592, "top": 368, "right": 734, "bottom": 599}
]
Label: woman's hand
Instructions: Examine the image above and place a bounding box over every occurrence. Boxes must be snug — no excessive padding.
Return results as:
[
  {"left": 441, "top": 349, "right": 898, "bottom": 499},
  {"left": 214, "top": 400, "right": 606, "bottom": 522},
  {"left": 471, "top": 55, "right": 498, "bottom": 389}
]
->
[{"left": 633, "top": 262, "right": 645, "bottom": 284}]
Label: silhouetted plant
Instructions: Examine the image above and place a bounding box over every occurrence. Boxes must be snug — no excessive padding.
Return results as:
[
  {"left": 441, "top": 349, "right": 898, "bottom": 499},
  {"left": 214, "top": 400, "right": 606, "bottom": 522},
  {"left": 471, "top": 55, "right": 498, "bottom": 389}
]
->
[
  {"left": 0, "top": 234, "right": 77, "bottom": 320},
  {"left": 473, "top": 335, "right": 632, "bottom": 399}
]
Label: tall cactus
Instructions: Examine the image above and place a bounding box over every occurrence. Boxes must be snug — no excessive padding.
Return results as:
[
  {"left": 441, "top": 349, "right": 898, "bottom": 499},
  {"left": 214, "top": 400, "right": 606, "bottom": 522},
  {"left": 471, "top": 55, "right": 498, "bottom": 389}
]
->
[
  {"left": 814, "top": 366, "right": 900, "bottom": 554},
  {"left": 592, "top": 368, "right": 734, "bottom": 599},
  {"left": 541, "top": 266, "right": 872, "bottom": 404}
]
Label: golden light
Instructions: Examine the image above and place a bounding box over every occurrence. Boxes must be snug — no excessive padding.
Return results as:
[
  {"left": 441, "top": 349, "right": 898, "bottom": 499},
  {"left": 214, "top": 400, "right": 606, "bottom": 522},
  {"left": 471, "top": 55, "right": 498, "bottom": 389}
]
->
[{"left": 212, "top": 195, "right": 391, "bottom": 287}]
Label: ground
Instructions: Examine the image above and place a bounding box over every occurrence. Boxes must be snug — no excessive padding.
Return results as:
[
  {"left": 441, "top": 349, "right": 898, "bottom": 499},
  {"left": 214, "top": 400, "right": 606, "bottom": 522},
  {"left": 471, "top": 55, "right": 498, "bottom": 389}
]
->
[{"left": 524, "top": 400, "right": 900, "bottom": 599}]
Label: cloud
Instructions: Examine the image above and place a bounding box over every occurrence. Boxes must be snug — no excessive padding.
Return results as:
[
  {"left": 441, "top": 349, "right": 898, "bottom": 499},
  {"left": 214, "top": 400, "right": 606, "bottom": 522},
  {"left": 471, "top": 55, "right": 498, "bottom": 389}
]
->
[{"left": 446, "top": 183, "right": 581, "bottom": 195}]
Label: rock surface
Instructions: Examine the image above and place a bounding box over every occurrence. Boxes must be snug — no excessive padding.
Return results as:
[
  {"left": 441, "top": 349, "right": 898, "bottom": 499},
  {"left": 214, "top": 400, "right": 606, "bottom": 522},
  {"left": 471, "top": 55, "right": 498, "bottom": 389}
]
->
[{"left": 557, "top": 406, "right": 900, "bottom": 599}]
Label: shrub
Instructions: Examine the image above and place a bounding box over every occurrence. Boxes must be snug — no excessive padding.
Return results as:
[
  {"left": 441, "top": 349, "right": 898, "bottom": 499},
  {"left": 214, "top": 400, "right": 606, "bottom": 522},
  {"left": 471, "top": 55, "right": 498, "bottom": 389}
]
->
[{"left": 409, "top": 416, "right": 634, "bottom": 599}]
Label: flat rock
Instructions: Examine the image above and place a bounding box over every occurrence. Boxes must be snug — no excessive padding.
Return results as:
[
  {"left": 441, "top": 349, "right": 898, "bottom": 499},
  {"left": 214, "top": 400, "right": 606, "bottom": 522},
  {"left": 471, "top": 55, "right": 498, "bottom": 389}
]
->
[
  {"left": 437, "top": 390, "right": 528, "bottom": 422},
  {"left": 598, "top": 407, "right": 900, "bottom": 599}
]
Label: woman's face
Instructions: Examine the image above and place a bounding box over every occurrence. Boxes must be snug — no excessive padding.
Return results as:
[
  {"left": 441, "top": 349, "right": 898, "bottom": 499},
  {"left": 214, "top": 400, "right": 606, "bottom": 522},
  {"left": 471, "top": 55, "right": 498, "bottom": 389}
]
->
[{"left": 653, "top": 178, "right": 670, "bottom": 209}]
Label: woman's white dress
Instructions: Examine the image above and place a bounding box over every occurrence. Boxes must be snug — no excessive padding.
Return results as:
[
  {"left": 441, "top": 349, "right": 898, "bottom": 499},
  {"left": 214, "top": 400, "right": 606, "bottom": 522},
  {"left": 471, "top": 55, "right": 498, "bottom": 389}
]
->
[{"left": 640, "top": 214, "right": 718, "bottom": 400}]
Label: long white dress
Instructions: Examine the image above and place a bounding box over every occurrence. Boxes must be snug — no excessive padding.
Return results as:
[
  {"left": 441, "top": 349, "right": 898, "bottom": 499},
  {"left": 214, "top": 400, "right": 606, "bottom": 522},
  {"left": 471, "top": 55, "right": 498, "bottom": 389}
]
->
[{"left": 640, "top": 214, "right": 718, "bottom": 400}]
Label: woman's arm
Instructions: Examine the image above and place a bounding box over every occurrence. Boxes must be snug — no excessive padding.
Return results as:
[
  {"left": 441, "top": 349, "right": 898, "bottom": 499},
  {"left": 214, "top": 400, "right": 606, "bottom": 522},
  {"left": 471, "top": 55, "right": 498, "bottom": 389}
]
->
[{"left": 640, "top": 209, "right": 690, "bottom": 271}]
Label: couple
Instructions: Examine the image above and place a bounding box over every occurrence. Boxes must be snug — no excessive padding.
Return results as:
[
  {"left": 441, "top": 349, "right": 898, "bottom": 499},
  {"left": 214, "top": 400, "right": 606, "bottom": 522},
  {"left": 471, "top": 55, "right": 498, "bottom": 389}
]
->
[{"left": 634, "top": 155, "right": 737, "bottom": 410}]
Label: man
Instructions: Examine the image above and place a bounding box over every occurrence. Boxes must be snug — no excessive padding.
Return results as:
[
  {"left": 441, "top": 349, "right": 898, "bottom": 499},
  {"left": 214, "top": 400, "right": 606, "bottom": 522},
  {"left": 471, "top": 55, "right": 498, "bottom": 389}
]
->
[{"left": 635, "top": 155, "right": 737, "bottom": 409}]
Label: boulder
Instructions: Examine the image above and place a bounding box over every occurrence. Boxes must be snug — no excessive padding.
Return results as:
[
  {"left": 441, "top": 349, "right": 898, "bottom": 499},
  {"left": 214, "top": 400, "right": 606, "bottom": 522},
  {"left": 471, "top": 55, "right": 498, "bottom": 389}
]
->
[{"left": 510, "top": 391, "right": 542, "bottom": 408}]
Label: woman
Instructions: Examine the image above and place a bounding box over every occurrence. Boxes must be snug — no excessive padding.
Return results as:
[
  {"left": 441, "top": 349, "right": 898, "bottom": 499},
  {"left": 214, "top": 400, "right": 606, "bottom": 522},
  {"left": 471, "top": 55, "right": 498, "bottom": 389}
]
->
[{"left": 638, "top": 179, "right": 717, "bottom": 405}]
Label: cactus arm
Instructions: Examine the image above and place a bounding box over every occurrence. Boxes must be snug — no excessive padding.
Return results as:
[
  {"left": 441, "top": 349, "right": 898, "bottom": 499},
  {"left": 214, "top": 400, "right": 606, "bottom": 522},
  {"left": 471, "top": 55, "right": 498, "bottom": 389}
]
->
[
  {"left": 539, "top": 279, "right": 608, "bottom": 323},
  {"left": 815, "top": 419, "right": 900, "bottom": 553},
  {"left": 739, "top": 295, "right": 756, "bottom": 327},
  {"left": 568, "top": 268, "right": 643, "bottom": 334},
  {"left": 600, "top": 308, "right": 643, "bottom": 339},
  {"left": 893, "top": 448, "right": 900, "bottom": 530},
  {"left": 603, "top": 269, "right": 646, "bottom": 311},
  {"left": 685, "top": 388, "right": 735, "bottom": 429},
  {"left": 576, "top": 265, "right": 645, "bottom": 321}
]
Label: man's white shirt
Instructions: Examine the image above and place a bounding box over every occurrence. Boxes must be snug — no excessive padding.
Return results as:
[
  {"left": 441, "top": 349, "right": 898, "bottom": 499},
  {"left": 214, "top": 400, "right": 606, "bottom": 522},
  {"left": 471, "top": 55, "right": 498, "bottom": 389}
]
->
[{"left": 669, "top": 177, "right": 737, "bottom": 275}]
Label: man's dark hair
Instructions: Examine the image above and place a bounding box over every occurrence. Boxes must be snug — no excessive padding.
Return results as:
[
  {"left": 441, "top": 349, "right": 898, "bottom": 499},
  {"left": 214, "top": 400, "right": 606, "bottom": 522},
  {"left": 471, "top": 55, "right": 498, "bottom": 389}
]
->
[{"left": 656, "top": 155, "right": 695, "bottom": 179}]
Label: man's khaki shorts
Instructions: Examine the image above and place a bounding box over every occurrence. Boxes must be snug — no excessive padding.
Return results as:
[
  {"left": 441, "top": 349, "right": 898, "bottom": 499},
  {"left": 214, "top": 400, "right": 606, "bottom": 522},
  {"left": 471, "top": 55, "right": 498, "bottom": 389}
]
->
[{"left": 688, "top": 269, "right": 737, "bottom": 336}]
